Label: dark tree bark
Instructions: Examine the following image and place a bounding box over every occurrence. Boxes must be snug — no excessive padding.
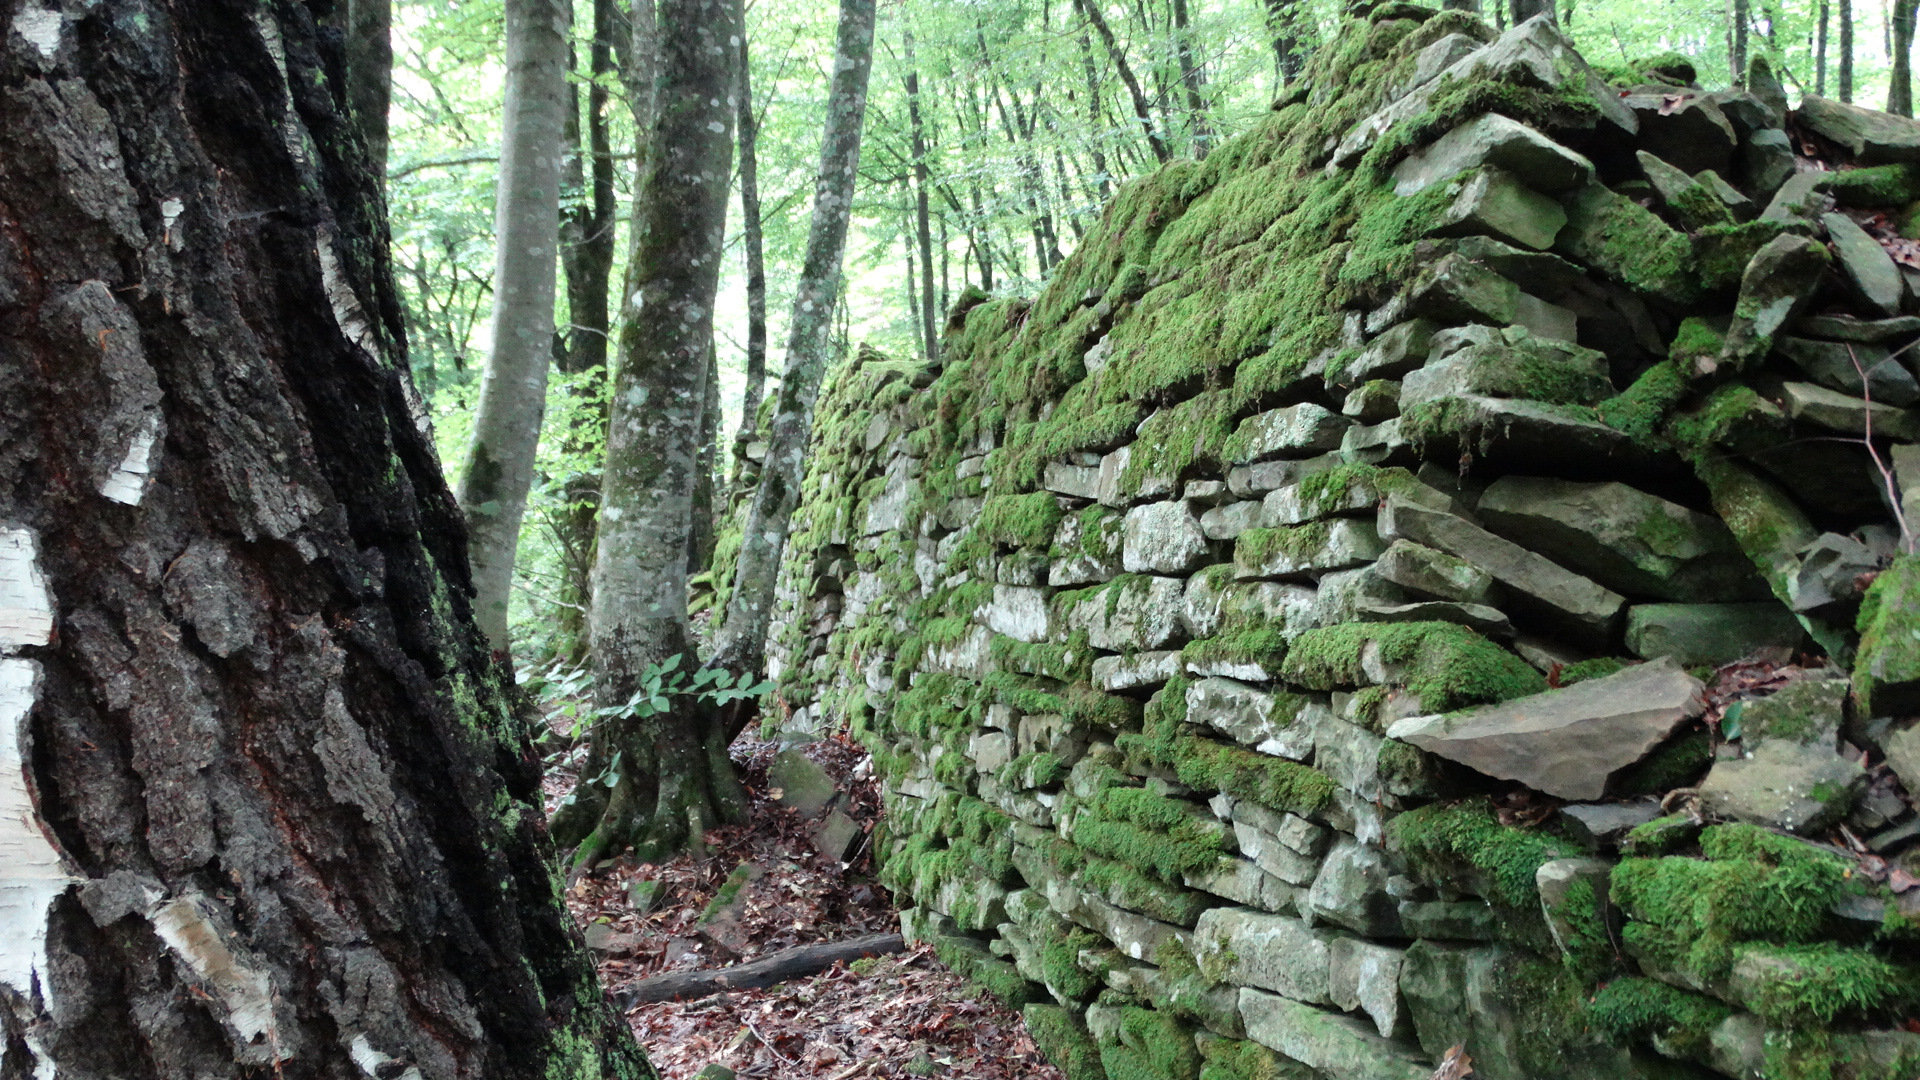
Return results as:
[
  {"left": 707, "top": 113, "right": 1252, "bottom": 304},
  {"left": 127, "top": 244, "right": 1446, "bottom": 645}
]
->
[
  {"left": 735, "top": 0, "right": 770, "bottom": 436},
  {"left": 344, "top": 0, "right": 392, "bottom": 180},
  {"left": 454, "top": 0, "right": 572, "bottom": 652},
  {"left": 553, "top": 0, "right": 745, "bottom": 867},
  {"left": 1819, "top": 0, "right": 1830, "bottom": 95},
  {"left": 1510, "top": 0, "right": 1555, "bottom": 25},
  {"left": 688, "top": 343, "right": 720, "bottom": 574},
  {"left": 0, "top": 3, "right": 653, "bottom": 1077},
  {"left": 551, "top": 0, "right": 621, "bottom": 664},
  {"left": 1731, "top": 0, "right": 1750, "bottom": 87},
  {"left": 1075, "top": 0, "right": 1170, "bottom": 164},
  {"left": 1893, "top": 0, "right": 1917, "bottom": 115},
  {"left": 709, "top": 0, "right": 877, "bottom": 719},
  {"left": 904, "top": 28, "right": 939, "bottom": 363},
  {"left": 1842, "top": 0, "right": 1855, "bottom": 102},
  {"left": 1077, "top": 29, "right": 1114, "bottom": 200},
  {"left": 1169, "top": 0, "right": 1212, "bottom": 158}
]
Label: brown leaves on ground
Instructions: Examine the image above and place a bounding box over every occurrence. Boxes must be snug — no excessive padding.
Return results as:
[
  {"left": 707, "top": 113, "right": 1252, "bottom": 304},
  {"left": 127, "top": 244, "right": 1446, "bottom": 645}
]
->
[{"left": 546, "top": 732, "right": 1064, "bottom": 1079}]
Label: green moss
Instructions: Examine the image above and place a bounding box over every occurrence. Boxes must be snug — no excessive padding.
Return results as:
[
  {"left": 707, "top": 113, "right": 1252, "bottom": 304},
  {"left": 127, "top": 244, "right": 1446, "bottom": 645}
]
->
[
  {"left": 1024, "top": 1004, "right": 1106, "bottom": 1080},
  {"left": 1041, "top": 927, "right": 1107, "bottom": 1001},
  {"left": 1695, "top": 220, "right": 1793, "bottom": 292},
  {"left": 1181, "top": 626, "right": 1290, "bottom": 674},
  {"left": 1557, "top": 183, "right": 1699, "bottom": 304},
  {"left": 1389, "top": 799, "right": 1575, "bottom": 908},
  {"left": 1197, "top": 1037, "right": 1315, "bottom": 1080},
  {"left": 1166, "top": 736, "right": 1335, "bottom": 817},
  {"left": 1610, "top": 728, "right": 1712, "bottom": 797},
  {"left": 1854, "top": 555, "right": 1920, "bottom": 718},
  {"left": 1281, "top": 621, "right": 1546, "bottom": 711},
  {"left": 1558, "top": 657, "right": 1630, "bottom": 686},
  {"left": 977, "top": 491, "right": 1067, "bottom": 550},
  {"left": 1234, "top": 522, "right": 1340, "bottom": 575},
  {"left": 1734, "top": 942, "right": 1915, "bottom": 1026},
  {"left": 1109, "top": 1007, "right": 1202, "bottom": 1080},
  {"left": 929, "top": 933, "right": 1041, "bottom": 1008},
  {"left": 1621, "top": 814, "right": 1701, "bottom": 857},
  {"left": 1075, "top": 786, "right": 1230, "bottom": 883},
  {"left": 1597, "top": 359, "right": 1688, "bottom": 448},
  {"left": 1829, "top": 163, "right": 1920, "bottom": 208},
  {"left": 1589, "top": 977, "right": 1732, "bottom": 1059},
  {"left": 1080, "top": 853, "right": 1212, "bottom": 925}
]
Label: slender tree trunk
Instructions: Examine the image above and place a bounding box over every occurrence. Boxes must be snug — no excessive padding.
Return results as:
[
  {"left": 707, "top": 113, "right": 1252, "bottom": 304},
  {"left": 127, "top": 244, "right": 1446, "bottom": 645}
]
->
[
  {"left": 1843, "top": 0, "right": 1856, "bottom": 102},
  {"left": 554, "top": 0, "right": 746, "bottom": 867},
  {"left": 454, "top": 0, "right": 571, "bottom": 653},
  {"left": 689, "top": 344, "right": 721, "bottom": 573},
  {"left": 0, "top": 3, "right": 653, "bottom": 1076},
  {"left": 905, "top": 28, "right": 939, "bottom": 364},
  {"left": 904, "top": 202, "right": 923, "bottom": 354},
  {"left": 1170, "top": 0, "right": 1212, "bottom": 159},
  {"left": 1076, "top": 0, "right": 1170, "bottom": 164},
  {"left": 736, "top": 0, "right": 770, "bottom": 435},
  {"left": 1820, "top": 0, "right": 1831, "bottom": 95},
  {"left": 1893, "top": 0, "right": 1917, "bottom": 115},
  {"left": 1078, "top": 29, "right": 1114, "bottom": 200},
  {"left": 1441, "top": 0, "right": 1479, "bottom": 12},
  {"left": 710, "top": 0, "right": 878, "bottom": 718},
  {"left": 940, "top": 212, "right": 951, "bottom": 315},
  {"left": 1510, "top": 0, "right": 1555, "bottom": 24},
  {"left": 346, "top": 0, "right": 393, "bottom": 179},
  {"left": 1731, "top": 0, "right": 1750, "bottom": 86},
  {"left": 552, "top": 0, "right": 620, "bottom": 665}
]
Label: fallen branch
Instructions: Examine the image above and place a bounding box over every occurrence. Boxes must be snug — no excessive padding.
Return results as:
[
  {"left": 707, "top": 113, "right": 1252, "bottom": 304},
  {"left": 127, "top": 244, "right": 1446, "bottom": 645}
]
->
[{"left": 618, "top": 933, "right": 907, "bottom": 1005}]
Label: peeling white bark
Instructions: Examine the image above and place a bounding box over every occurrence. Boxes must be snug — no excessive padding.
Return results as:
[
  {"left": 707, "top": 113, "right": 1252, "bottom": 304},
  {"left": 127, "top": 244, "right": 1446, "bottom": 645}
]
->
[
  {"left": 147, "top": 893, "right": 285, "bottom": 1058},
  {"left": 315, "top": 226, "right": 380, "bottom": 357},
  {"left": 0, "top": 529, "right": 53, "bottom": 648},
  {"left": 98, "top": 412, "right": 158, "bottom": 505},
  {"left": 350, "top": 1034, "right": 423, "bottom": 1080},
  {"left": 12, "top": 5, "right": 61, "bottom": 60}
]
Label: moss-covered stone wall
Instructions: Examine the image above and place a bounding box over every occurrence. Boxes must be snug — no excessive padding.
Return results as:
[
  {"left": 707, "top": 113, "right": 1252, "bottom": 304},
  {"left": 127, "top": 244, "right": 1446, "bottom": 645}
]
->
[{"left": 726, "top": 8, "right": 1920, "bottom": 1080}]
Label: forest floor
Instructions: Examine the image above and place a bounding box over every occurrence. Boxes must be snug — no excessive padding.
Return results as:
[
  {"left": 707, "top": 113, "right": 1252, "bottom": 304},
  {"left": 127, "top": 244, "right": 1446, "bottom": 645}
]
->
[{"left": 545, "top": 732, "right": 1066, "bottom": 1080}]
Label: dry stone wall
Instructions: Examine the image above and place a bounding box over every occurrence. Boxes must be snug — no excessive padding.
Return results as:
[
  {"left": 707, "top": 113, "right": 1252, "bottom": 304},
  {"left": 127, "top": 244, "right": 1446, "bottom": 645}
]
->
[{"left": 724, "top": 8, "right": 1920, "bottom": 1080}]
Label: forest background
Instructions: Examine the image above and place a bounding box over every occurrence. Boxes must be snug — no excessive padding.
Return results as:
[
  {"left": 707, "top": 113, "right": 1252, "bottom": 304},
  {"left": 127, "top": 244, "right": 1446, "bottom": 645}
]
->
[{"left": 395, "top": 0, "right": 1913, "bottom": 666}]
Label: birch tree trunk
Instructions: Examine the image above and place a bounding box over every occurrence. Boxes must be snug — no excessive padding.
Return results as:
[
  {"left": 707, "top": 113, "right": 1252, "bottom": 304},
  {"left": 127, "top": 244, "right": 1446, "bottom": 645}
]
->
[
  {"left": 0, "top": 3, "right": 652, "bottom": 1077},
  {"left": 709, "top": 0, "right": 877, "bottom": 714},
  {"left": 552, "top": 0, "right": 745, "bottom": 866},
  {"left": 454, "top": 0, "right": 571, "bottom": 652}
]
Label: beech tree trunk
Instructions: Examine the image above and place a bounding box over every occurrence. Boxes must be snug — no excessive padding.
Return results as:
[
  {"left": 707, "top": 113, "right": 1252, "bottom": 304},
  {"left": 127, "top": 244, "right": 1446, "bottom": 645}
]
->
[
  {"left": 735, "top": 0, "right": 770, "bottom": 439},
  {"left": 1076, "top": 0, "right": 1170, "bottom": 164},
  {"left": 0, "top": 3, "right": 652, "bottom": 1078},
  {"left": 551, "top": 0, "right": 745, "bottom": 867},
  {"left": 710, "top": 0, "right": 877, "bottom": 708},
  {"left": 1820, "top": 0, "right": 1831, "bottom": 95},
  {"left": 454, "top": 0, "right": 571, "bottom": 652},
  {"left": 1170, "top": 0, "right": 1212, "bottom": 158},
  {"left": 905, "top": 29, "right": 939, "bottom": 364},
  {"left": 1893, "top": 0, "right": 1917, "bottom": 115},
  {"left": 1510, "top": 0, "right": 1555, "bottom": 24},
  {"left": 344, "top": 0, "right": 393, "bottom": 179},
  {"left": 1843, "top": 0, "right": 1856, "bottom": 102}
]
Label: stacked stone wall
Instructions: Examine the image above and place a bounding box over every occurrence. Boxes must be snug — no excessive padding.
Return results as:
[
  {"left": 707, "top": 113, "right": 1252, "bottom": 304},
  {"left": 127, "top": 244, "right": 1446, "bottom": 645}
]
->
[{"left": 725, "top": 9, "right": 1920, "bottom": 1080}]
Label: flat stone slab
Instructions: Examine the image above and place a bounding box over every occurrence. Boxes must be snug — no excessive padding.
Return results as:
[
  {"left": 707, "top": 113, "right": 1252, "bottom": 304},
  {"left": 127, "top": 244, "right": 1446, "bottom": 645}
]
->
[
  {"left": 1386, "top": 658, "right": 1705, "bottom": 800},
  {"left": 1782, "top": 380, "right": 1920, "bottom": 440},
  {"left": 1123, "top": 500, "right": 1212, "bottom": 575},
  {"left": 1799, "top": 94, "right": 1920, "bottom": 163},
  {"left": 1699, "top": 737, "right": 1865, "bottom": 834},
  {"left": 1774, "top": 336, "right": 1919, "bottom": 406},
  {"left": 1239, "top": 989, "right": 1430, "bottom": 1080},
  {"left": 1195, "top": 907, "right": 1335, "bottom": 1003},
  {"left": 1093, "top": 650, "right": 1184, "bottom": 692},
  {"left": 1186, "top": 677, "right": 1317, "bottom": 761},
  {"left": 768, "top": 749, "right": 839, "bottom": 817},
  {"left": 1625, "top": 602, "right": 1805, "bottom": 666}
]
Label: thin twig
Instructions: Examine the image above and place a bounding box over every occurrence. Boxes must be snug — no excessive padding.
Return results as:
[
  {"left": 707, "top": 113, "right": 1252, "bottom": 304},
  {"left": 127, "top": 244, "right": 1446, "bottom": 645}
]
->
[{"left": 1845, "top": 343, "right": 1915, "bottom": 552}]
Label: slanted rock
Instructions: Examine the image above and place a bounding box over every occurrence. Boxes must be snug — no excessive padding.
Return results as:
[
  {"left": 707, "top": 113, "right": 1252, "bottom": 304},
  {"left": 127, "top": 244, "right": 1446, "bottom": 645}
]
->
[
  {"left": 1379, "top": 495, "right": 1625, "bottom": 648},
  {"left": 1399, "top": 334, "right": 1612, "bottom": 410},
  {"left": 1625, "top": 602, "right": 1805, "bottom": 665},
  {"left": 1392, "top": 113, "right": 1595, "bottom": 196},
  {"left": 1476, "top": 476, "right": 1762, "bottom": 603},
  {"left": 1733, "top": 674, "right": 1849, "bottom": 746},
  {"left": 1721, "top": 234, "right": 1832, "bottom": 369},
  {"left": 1403, "top": 253, "right": 1520, "bottom": 324},
  {"left": 1775, "top": 337, "right": 1920, "bottom": 406},
  {"left": 1789, "top": 532, "right": 1884, "bottom": 616},
  {"left": 1328, "top": 938, "right": 1410, "bottom": 1040},
  {"left": 1401, "top": 394, "right": 1659, "bottom": 478},
  {"left": 768, "top": 749, "right": 839, "bottom": 817},
  {"left": 1122, "top": 500, "right": 1212, "bottom": 575},
  {"left": 1534, "top": 858, "right": 1612, "bottom": 965},
  {"left": 1238, "top": 989, "right": 1430, "bottom": 1080},
  {"left": 1185, "top": 677, "right": 1317, "bottom": 761},
  {"left": 1622, "top": 89, "right": 1737, "bottom": 174},
  {"left": 1426, "top": 166, "right": 1567, "bottom": 250},
  {"left": 1558, "top": 800, "right": 1663, "bottom": 849},
  {"left": 1330, "top": 320, "right": 1439, "bottom": 388},
  {"left": 1698, "top": 737, "right": 1865, "bottom": 834},
  {"left": 1799, "top": 94, "right": 1920, "bottom": 163},
  {"left": 1092, "top": 650, "right": 1184, "bottom": 692},
  {"left": 1797, "top": 313, "right": 1920, "bottom": 342},
  {"left": 1043, "top": 461, "right": 1101, "bottom": 500},
  {"left": 1230, "top": 404, "right": 1352, "bottom": 464},
  {"left": 1374, "top": 539, "right": 1497, "bottom": 605},
  {"left": 1738, "top": 128, "right": 1796, "bottom": 198},
  {"left": 1783, "top": 380, "right": 1920, "bottom": 440},
  {"left": 1825, "top": 212, "right": 1906, "bottom": 316},
  {"left": 1306, "top": 838, "right": 1403, "bottom": 938},
  {"left": 1357, "top": 598, "right": 1514, "bottom": 640},
  {"left": 1555, "top": 183, "right": 1697, "bottom": 304},
  {"left": 1855, "top": 555, "right": 1920, "bottom": 717},
  {"left": 1385, "top": 658, "right": 1705, "bottom": 800}
]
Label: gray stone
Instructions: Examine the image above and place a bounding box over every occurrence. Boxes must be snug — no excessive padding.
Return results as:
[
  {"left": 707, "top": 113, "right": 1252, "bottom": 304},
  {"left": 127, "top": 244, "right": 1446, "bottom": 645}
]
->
[
  {"left": 1404, "top": 253, "right": 1519, "bottom": 325},
  {"left": 627, "top": 878, "right": 665, "bottom": 914},
  {"left": 1722, "top": 232, "right": 1833, "bottom": 370},
  {"left": 1186, "top": 578, "right": 1319, "bottom": 642},
  {"left": 1783, "top": 380, "right": 1920, "bottom": 440},
  {"left": 1231, "top": 404, "right": 1352, "bottom": 464},
  {"left": 1356, "top": 598, "right": 1514, "bottom": 639},
  {"left": 1738, "top": 127, "right": 1797, "bottom": 200},
  {"left": 1622, "top": 89, "right": 1737, "bottom": 174},
  {"left": 1373, "top": 539, "right": 1497, "bottom": 605},
  {"left": 1625, "top": 602, "right": 1806, "bottom": 665},
  {"left": 1386, "top": 658, "right": 1705, "bottom": 800},
  {"left": 864, "top": 456, "right": 919, "bottom": 534},
  {"left": 1639, "top": 150, "right": 1734, "bottom": 229},
  {"left": 1051, "top": 886, "right": 1188, "bottom": 962},
  {"left": 1237, "top": 801, "right": 1331, "bottom": 858},
  {"left": 1398, "top": 941, "right": 1630, "bottom": 1080},
  {"left": 1400, "top": 338, "right": 1613, "bottom": 413},
  {"left": 1737, "top": 674, "right": 1849, "bottom": 748},
  {"left": 1406, "top": 33, "right": 1485, "bottom": 91},
  {"left": 1796, "top": 313, "right": 1920, "bottom": 342},
  {"left": 1775, "top": 337, "right": 1920, "bottom": 406},
  {"left": 969, "top": 729, "right": 1014, "bottom": 774},
  {"left": 1392, "top": 113, "right": 1595, "bottom": 197},
  {"left": 1558, "top": 800, "right": 1663, "bottom": 849},
  {"left": 1760, "top": 169, "right": 1835, "bottom": 225},
  {"left": 1186, "top": 677, "right": 1317, "bottom": 761},
  {"left": 1329, "top": 938, "right": 1410, "bottom": 1040},
  {"left": 1426, "top": 166, "right": 1567, "bottom": 250},
  {"left": 1896, "top": 442, "right": 1920, "bottom": 518},
  {"left": 1698, "top": 168, "right": 1758, "bottom": 220},
  {"left": 1306, "top": 838, "right": 1403, "bottom": 937},
  {"left": 1233, "top": 819, "right": 1325, "bottom": 886},
  {"left": 1800, "top": 93, "right": 1920, "bottom": 163},
  {"left": 1092, "top": 650, "right": 1184, "bottom": 692},
  {"left": 1535, "top": 858, "right": 1612, "bottom": 964},
  {"left": 1194, "top": 907, "right": 1334, "bottom": 1002},
  {"left": 1556, "top": 183, "right": 1699, "bottom": 304},
  {"left": 1884, "top": 723, "right": 1920, "bottom": 795},
  {"left": 1379, "top": 495, "right": 1625, "bottom": 648},
  {"left": 1263, "top": 478, "right": 1382, "bottom": 528},
  {"left": 1342, "top": 380, "right": 1401, "bottom": 423},
  {"left": 1330, "top": 320, "right": 1439, "bottom": 388},
  {"left": 1826, "top": 212, "right": 1906, "bottom": 316},
  {"left": 1043, "top": 461, "right": 1101, "bottom": 500},
  {"left": 1238, "top": 989, "right": 1430, "bottom": 1080},
  {"left": 1185, "top": 479, "right": 1231, "bottom": 505},
  {"left": 1201, "top": 500, "right": 1265, "bottom": 540},
  {"left": 1398, "top": 900, "right": 1498, "bottom": 940},
  {"left": 1122, "top": 500, "right": 1212, "bottom": 574},
  {"left": 1698, "top": 737, "right": 1865, "bottom": 834},
  {"left": 1789, "top": 533, "right": 1882, "bottom": 616},
  {"left": 1228, "top": 454, "right": 1343, "bottom": 498},
  {"left": 813, "top": 809, "right": 864, "bottom": 862},
  {"left": 1068, "top": 574, "right": 1187, "bottom": 651},
  {"left": 768, "top": 750, "right": 839, "bottom": 817},
  {"left": 1308, "top": 566, "right": 1412, "bottom": 632},
  {"left": 1096, "top": 444, "right": 1176, "bottom": 507},
  {"left": 1185, "top": 856, "right": 1304, "bottom": 914},
  {"left": 1236, "top": 519, "right": 1386, "bottom": 580},
  {"left": 1339, "top": 419, "right": 1409, "bottom": 466},
  {"left": 979, "top": 584, "right": 1052, "bottom": 643},
  {"left": 1477, "top": 476, "right": 1761, "bottom": 603},
  {"left": 1511, "top": 292, "right": 1579, "bottom": 343},
  {"left": 1049, "top": 507, "right": 1123, "bottom": 586},
  {"left": 1400, "top": 394, "right": 1658, "bottom": 479}
]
